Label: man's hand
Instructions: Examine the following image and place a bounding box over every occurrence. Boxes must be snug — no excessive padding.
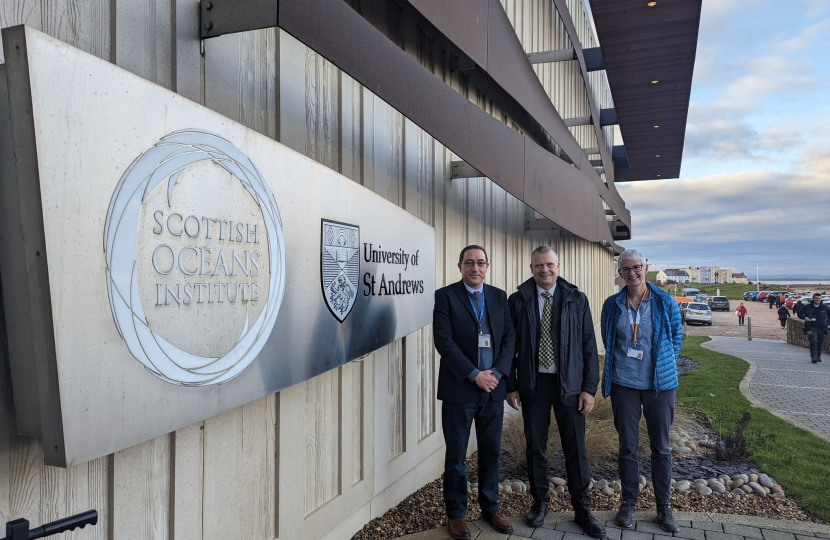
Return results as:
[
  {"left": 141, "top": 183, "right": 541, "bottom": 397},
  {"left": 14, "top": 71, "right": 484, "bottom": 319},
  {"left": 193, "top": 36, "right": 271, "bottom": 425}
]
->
[
  {"left": 578, "top": 392, "right": 595, "bottom": 415},
  {"left": 507, "top": 391, "right": 521, "bottom": 411},
  {"left": 474, "top": 370, "right": 499, "bottom": 393}
]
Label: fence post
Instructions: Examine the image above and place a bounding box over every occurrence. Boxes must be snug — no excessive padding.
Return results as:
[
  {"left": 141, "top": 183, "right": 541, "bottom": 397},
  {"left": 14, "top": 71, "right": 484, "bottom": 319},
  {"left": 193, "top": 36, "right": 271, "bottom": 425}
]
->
[{"left": 747, "top": 316, "right": 752, "bottom": 341}]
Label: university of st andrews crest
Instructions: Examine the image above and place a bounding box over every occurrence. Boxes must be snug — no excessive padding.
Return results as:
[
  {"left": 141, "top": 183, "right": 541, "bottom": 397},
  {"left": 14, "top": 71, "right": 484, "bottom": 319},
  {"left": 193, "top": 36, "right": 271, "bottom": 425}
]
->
[{"left": 321, "top": 220, "right": 360, "bottom": 322}]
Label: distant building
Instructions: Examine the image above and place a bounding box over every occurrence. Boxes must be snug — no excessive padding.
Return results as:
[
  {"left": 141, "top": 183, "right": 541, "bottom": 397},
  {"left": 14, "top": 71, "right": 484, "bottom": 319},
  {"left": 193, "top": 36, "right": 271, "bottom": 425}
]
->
[
  {"left": 657, "top": 269, "right": 690, "bottom": 285},
  {"left": 699, "top": 266, "right": 717, "bottom": 284},
  {"left": 686, "top": 266, "right": 701, "bottom": 282},
  {"left": 716, "top": 268, "right": 732, "bottom": 284},
  {"left": 732, "top": 272, "right": 748, "bottom": 284}
]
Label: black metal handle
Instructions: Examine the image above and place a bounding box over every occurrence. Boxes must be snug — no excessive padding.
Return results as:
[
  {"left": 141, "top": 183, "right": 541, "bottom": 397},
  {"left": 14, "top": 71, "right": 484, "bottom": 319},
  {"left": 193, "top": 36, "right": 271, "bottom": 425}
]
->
[{"left": 4, "top": 510, "right": 99, "bottom": 540}]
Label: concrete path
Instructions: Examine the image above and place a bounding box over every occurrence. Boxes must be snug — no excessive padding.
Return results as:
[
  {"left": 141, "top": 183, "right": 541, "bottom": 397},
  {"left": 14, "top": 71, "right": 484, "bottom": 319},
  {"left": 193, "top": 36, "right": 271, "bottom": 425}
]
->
[
  {"left": 394, "top": 511, "right": 830, "bottom": 540},
  {"left": 702, "top": 337, "right": 830, "bottom": 441}
]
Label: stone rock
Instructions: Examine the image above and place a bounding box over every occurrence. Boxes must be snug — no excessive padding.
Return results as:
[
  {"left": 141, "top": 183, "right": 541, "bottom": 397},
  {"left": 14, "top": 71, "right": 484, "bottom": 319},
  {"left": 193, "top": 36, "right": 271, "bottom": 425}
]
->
[
  {"left": 697, "top": 485, "right": 713, "bottom": 496},
  {"left": 740, "top": 485, "right": 753, "bottom": 494},
  {"left": 675, "top": 480, "right": 691, "bottom": 491},
  {"left": 588, "top": 480, "right": 594, "bottom": 490},
  {"left": 638, "top": 483, "right": 644, "bottom": 492},
  {"left": 503, "top": 485, "right": 512, "bottom": 493},
  {"left": 647, "top": 480, "right": 654, "bottom": 489},
  {"left": 771, "top": 492, "right": 785, "bottom": 498},
  {"left": 686, "top": 442, "right": 697, "bottom": 452},
  {"left": 771, "top": 484, "right": 784, "bottom": 495},
  {"left": 511, "top": 481, "right": 526, "bottom": 493},
  {"left": 677, "top": 446, "right": 692, "bottom": 454},
  {"left": 731, "top": 488, "right": 744, "bottom": 495},
  {"left": 761, "top": 487, "right": 770, "bottom": 495},
  {"left": 551, "top": 477, "right": 567, "bottom": 487},
  {"left": 747, "top": 482, "right": 766, "bottom": 497},
  {"left": 694, "top": 479, "right": 707, "bottom": 487},
  {"left": 594, "top": 479, "right": 609, "bottom": 490},
  {"left": 601, "top": 487, "right": 615, "bottom": 496},
  {"left": 710, "top": 482, "right": 726, "bottom": 494},
  {"left": 759, "top": 474, "right": 774, "bottom": 488},
  {"left": 748, "top": 473, "right": 759, "bottom": 483},
  {"left": 498, "top": 484, "right": 504, "bottom": 492},
  {"left": 670, "top": 479, "right": 676, "bottom": 486},
  {"left": 731, "top": 478, "right": 744, "bottom": 488},
  {"left": 732, "top": 474, "right": 749, "bottom": 483},
  {"left": 639, "top": 475, "right": 647, "bottom": 486},
  {"left": 555, "top": 485, "right": 565, "bottom": 494}
]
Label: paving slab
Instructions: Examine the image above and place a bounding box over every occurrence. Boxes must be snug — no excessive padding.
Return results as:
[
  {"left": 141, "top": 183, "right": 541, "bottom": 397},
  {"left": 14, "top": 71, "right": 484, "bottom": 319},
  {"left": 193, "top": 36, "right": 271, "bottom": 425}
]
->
[
  {"left": 703, "top": 337, "right": 830, "bottom": 441},
  {"left": 721, "top": 524, "right": 765, "bottom": 538}
]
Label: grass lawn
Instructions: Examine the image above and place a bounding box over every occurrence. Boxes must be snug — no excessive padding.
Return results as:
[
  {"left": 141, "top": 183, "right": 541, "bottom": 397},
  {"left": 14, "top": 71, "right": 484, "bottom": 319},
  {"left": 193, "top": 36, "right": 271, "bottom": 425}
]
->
[
  {"left": 678, "top": 336, "right": 830, "bottom": 522},
  {"left": 657, "top": 282, "right": 793, "bottom": 300}
]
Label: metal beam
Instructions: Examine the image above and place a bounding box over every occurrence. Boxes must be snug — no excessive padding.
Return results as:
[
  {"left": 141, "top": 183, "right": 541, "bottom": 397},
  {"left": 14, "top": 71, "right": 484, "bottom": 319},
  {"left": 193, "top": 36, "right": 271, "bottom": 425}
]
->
[
  {"left": 564, "top": 116, "right": 591, "bottom": 127},
  {"left": 583, "top": 47, "right": 606, "bottom": 72},
  {"left": 526, "top": 48, "right": 575, "bottom": 64},
  {"left": 524, "top": 207, "right": 561, "bottom": 232},
  {"left": 612, "top": 145, "right": 630, "bottom": 170},
  {"left": 599, "top": 108, "right": 618, "bottom": 127},
  {"left": 450, "top": 160, "right": 484, "bottom": 179},
  {"left": 590, "top": 159, "right": 602, "bottom": 167},
  {"left": 200, "top": 0, "right": 276, "bottom": 38},
  {"left": 584, "top": 147, "right": 600, "bottom": 155}
]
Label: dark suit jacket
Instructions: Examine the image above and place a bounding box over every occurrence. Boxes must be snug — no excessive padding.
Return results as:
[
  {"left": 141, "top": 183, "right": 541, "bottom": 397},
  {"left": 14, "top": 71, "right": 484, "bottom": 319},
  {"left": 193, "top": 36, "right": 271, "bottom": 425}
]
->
[
  {"left": 507, "top": 277, "right": 599, "bottom": 404},
  {"left": 434, "top": 280, "right": 516, "bottom": 404}
]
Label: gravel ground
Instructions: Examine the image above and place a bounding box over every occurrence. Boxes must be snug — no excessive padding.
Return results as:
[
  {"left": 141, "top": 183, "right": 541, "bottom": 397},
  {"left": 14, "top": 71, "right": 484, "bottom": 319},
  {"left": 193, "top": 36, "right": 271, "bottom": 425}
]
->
[{"left": 351, "top": 453, "right": 819, "bottom": 540}]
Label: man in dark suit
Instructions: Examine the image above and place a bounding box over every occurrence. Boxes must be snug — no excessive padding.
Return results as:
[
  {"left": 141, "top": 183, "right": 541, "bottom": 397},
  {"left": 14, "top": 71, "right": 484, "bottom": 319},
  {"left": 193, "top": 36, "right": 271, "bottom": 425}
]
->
[
  {"left": 434, "top": 245, "right": 516, "bottom": 540},
  {"left": 507, "top": 246, "right": 605, "bottom": 537}
]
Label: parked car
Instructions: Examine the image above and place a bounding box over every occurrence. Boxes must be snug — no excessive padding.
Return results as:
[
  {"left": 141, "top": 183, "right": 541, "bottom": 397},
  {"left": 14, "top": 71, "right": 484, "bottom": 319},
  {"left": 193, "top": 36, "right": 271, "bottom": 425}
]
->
[
  {"left": 743, "top": 291, "right": 755, "bottom": 301},
  {"left": 679, "top": 301, "right": 689, "bottom": 322},
  {"left": 685, "top": 302, "right": 712, "bottom": 326},
  {"left": 748, "top": 291, "right": 761, "bottom": 301},
  {"left": 709, "top": 296, "right": 730, "bottom": 311}
]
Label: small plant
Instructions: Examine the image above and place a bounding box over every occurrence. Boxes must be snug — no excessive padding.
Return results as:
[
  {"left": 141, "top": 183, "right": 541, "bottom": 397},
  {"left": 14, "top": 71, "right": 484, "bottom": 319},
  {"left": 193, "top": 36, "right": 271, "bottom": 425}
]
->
[{"left": 714, "top": 408, "right": 776, "bottom": 462}]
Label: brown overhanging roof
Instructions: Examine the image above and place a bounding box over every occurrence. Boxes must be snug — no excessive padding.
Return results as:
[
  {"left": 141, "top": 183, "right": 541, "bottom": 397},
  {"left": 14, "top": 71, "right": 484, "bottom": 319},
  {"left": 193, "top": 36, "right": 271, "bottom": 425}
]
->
[
  {"left": 201, "top": 0, "right": 635, "bottom": 241},
  {"left": 589, "top": 0, "right": 702, "bottom": 182}
]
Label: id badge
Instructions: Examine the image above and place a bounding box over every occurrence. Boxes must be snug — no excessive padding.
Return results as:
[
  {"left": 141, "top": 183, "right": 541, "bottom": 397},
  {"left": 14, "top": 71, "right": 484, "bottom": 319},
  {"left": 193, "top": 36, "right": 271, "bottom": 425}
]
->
[
  {"left": 626, "top": 347, "right": 644, "bottom": 360},
  {"left": 478, "top": 334, "right": 492, "bottom": 348}
]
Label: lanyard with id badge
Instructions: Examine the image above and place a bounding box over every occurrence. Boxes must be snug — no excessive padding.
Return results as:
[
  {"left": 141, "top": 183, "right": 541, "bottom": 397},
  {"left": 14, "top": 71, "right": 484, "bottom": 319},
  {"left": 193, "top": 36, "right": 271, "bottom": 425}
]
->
[
  {"left": 626, "top": 289, "right": 647, "bottom": 360},
  {"left": 469, "top": 293, "right": 491, "bottom": 349}
]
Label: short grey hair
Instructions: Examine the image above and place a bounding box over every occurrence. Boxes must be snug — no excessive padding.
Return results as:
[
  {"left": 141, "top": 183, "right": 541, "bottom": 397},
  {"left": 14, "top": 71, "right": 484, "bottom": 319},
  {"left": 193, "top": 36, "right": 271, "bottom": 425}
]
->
[
  {"left": 531, "top": 245, "right": 559, "bottom": 262},
  {"left": 617, "top": 248, "right": 647, "bottom": 269}
]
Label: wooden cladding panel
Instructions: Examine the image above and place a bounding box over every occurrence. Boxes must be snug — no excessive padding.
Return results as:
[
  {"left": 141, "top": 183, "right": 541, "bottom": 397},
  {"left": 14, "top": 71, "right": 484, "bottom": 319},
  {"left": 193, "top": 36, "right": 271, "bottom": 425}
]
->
[
  {"left": 304, "top": 369, "right": 341, "bottom": 515},
  {"left": 387, "top": 340, "right": 406, "bottom": 460}
]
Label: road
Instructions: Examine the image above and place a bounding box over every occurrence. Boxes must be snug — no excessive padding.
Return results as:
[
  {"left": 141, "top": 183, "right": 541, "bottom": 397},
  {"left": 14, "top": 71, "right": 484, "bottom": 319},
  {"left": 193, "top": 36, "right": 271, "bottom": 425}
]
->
[{"left": 684, "top": 296, "right": 793, "bottom": 341}]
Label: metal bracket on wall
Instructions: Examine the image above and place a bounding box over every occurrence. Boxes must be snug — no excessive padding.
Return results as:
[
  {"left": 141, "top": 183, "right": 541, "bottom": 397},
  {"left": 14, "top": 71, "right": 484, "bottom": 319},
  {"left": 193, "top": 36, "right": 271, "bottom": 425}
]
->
[
  {"left": 200, "top": 0, "right": 277, "bottom": 39},
  {"left": 582, "top": 47, "right": 606, "bottom": 72},
  {"left": 524, "top": 207, "right": 560, "bottom": 232},
  {"left": 450, "top": 160, "right": 483, "bottom": 179}
]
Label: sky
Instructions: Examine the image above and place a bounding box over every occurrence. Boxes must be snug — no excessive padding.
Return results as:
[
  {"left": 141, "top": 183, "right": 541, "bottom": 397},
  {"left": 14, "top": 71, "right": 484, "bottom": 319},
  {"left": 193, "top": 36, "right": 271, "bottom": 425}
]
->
[{"left": 615, "top": 0, "right": 830, "bottom": 279}]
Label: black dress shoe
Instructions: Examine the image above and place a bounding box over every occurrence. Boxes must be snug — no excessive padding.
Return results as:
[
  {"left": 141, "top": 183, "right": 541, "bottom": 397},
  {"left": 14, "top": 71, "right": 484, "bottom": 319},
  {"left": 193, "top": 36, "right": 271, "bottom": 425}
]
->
[
  {"left": 575, "top": 508, "right": 606, "bottom": 539},
  {"left": 525, "top": 500, "right": 549, "bottom": 528}
]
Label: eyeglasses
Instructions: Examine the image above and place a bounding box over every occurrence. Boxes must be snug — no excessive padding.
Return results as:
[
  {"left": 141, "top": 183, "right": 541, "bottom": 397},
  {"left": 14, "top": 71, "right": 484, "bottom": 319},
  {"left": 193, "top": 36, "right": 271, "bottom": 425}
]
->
[
  {"left": 462, "top": 260, "right": 489, "bottom": 268},
  {"left": 619, "top": 265, "right": 644, "bottom": 275}
]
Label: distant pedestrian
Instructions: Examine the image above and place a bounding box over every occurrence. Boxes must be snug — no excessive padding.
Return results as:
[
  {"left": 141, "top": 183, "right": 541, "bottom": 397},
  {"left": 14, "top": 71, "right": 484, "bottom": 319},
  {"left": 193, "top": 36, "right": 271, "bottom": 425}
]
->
[
  {"left": 777, "top": 305, "right": 790, "bottom": 329},
  {"left": 797, "top": 293, "right": 830, "bottom": 364},
  {"left": 768, "top": 293, "right": 775, "bottom": 309},
  {"left": 736, "top": 303, "right": 747, "bottom": 326}
]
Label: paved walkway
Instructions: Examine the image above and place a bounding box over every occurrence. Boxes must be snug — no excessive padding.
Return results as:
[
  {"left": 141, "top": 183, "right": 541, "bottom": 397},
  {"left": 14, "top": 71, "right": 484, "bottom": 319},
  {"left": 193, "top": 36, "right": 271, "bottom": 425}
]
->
[
  {"left": 395, "top": 511, "right": 830, "bottom": 540},
  {"left": 702, "top": 337, "right": 830, "bottom": 441}
]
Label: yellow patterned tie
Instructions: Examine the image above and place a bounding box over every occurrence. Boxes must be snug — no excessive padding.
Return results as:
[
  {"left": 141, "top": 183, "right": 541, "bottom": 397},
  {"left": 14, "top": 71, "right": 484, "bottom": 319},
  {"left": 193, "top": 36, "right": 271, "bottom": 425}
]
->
[{"left": 539, "top": 291, "right": 554, "bottom": 368}]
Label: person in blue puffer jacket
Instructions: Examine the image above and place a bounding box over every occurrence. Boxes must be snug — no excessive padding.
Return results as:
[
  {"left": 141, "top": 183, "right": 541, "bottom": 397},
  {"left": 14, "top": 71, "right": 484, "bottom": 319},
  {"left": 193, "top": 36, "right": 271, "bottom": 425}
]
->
[{"left": 599, "top": 249, "right": 682, "bottom": 533}]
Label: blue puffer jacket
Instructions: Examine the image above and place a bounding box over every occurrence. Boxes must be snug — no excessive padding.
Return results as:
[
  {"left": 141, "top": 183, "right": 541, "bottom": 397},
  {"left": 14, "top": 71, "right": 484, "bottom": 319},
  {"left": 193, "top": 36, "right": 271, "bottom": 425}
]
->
[{"left": 599, "top": 283, "right": 682, "bottom": 398}]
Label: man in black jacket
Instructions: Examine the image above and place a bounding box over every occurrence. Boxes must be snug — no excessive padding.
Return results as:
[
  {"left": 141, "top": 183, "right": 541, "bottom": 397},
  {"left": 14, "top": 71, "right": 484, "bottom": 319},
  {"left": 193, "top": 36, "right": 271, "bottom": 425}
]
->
[
  {"left": 434, "top": 245, "right": 516, "bottom": 540},
  {"left": 798, "top": 293, "right": 830, "bottom": 363},
  {"left": 507, "top": 246, "right": 605, "bottom": 537}
]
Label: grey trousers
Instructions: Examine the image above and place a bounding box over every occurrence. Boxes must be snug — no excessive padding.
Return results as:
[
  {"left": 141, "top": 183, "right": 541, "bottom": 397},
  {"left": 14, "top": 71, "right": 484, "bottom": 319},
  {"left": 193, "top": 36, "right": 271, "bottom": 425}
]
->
[{"left": 610, "top": 383, "right": 675, "bottom": 506}]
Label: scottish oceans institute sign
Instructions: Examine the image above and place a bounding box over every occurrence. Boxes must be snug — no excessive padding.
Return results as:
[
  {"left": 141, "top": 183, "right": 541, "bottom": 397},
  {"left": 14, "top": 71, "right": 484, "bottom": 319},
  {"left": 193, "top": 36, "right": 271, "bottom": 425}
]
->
[{"left": 0, "top": 26, "right": 435, "bottom": 465}]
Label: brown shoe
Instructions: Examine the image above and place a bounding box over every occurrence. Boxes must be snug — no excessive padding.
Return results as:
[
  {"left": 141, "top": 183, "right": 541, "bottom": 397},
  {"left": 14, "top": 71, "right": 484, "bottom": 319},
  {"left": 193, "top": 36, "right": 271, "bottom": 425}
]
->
[
  {"left": 482, "top": 511, "right": 514, "bottom": 534},
  {"left": 447, "top": 518, "right": 471, "bottom": 540}
]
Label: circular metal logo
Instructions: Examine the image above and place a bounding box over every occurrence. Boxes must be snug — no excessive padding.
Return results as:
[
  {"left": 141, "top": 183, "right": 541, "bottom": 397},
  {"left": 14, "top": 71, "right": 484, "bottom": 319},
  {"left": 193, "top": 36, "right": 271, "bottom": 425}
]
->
[{"left": 103, "top": 130, "right": 285, "bottom": 386}]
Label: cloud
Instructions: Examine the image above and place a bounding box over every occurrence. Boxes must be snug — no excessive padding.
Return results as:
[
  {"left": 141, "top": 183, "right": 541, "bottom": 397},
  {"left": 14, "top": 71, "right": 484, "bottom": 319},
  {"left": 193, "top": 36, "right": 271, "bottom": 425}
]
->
[{"left": 618, "top": 149, "right": 830, "bottom": 275}]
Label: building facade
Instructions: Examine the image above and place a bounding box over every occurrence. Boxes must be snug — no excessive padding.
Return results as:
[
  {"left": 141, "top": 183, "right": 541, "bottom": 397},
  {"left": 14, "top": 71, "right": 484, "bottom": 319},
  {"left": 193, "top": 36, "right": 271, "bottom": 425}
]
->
[
  {"left": 0, "top": 1, "right": 699, "bottom": 539},
  {"left": 733, "top": 272, "right": 749, "bottom": 284},
  {"left": 686, "top": 266, "right": 701, "bottom": 283},
  {"left": 716, "top": 268, "right": 732, "bottom": 284}
]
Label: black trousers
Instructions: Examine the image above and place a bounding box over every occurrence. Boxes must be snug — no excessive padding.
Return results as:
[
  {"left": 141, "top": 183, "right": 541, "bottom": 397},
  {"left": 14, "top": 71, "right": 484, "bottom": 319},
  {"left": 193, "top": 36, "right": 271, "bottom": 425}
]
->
[
  {"left": 738, "top": 316, "right": 745, "bottom": 326},
  {"left": 809, "top": 328, "right": 826, "bottom": 360},
  {"left": 520, "top": 373, "right": 591, "bottom": 509},
  {"left": 610, "top": 383, "right": 675, "bottom": 506},
  {"left": 441, "top": 392, "right": 503, "bottom": 518}
]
